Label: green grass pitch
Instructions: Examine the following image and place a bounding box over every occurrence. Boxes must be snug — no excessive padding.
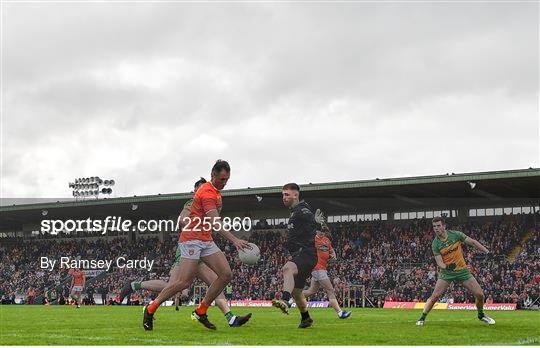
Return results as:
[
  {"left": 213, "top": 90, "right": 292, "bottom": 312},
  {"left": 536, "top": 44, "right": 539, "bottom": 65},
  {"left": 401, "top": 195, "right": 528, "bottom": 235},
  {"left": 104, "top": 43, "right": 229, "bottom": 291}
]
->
[{"left": 1, "top": 305, "right": 539, "bottom": 345}]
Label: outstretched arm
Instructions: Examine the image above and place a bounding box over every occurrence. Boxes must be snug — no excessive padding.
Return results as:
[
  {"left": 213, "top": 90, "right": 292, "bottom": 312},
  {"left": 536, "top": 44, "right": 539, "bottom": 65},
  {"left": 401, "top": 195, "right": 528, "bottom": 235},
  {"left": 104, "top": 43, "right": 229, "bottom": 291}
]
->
[{"left": 464, "top": 237, "right": 489, "bottom": 254}]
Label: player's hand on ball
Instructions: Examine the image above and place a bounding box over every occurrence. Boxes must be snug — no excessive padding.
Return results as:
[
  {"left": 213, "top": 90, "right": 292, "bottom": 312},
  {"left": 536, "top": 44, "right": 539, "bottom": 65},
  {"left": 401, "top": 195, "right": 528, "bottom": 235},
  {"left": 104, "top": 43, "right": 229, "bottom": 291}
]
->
[
  {"left": 446, "top": 263, "right": 456, "bottom": 271},
  {"left": 233, "top": 238, "right": 250, "bottom": 250},
  {"left": 238, "top": 243, "right": 260, "bottom": 265}
]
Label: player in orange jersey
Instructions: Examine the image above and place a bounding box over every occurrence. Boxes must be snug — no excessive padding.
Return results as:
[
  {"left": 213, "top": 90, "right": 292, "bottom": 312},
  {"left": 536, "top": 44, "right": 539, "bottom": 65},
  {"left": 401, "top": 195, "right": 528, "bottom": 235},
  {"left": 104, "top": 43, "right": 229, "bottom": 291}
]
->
[
  {"left": 69, "top": 268, "right": 85, "bottom": 308},
  {"left": 143, "top": 160, "right": 249, "bottom": 331},
  {"left": 121, "top": 177, "right": 251, "bottom": 327},
  {"left": 302, "top": 226, "right": 351, "bottom": 319}
]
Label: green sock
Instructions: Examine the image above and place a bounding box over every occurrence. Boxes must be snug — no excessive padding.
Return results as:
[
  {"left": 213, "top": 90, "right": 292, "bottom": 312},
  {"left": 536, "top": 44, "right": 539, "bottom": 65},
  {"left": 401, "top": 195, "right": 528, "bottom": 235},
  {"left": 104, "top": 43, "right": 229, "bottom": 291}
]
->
[
  {"left": 478, "top": 310, "right": 484, "bottom": 319},
  {"left": 419, "top": 313, "right": 427, "bottom": 321},
  {"left": 224, "top": 311, "right": 235, "bottom": 322},
  {"left": 131, "top": 281, "right": 142, "bottom": 290}
]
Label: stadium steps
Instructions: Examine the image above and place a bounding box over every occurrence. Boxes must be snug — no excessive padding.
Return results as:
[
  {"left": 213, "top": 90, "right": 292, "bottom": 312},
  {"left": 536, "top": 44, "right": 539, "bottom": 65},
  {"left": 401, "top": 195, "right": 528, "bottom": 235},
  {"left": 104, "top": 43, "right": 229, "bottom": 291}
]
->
[{"left": 506, "top": 228, "right": 535, "bottom": 263}]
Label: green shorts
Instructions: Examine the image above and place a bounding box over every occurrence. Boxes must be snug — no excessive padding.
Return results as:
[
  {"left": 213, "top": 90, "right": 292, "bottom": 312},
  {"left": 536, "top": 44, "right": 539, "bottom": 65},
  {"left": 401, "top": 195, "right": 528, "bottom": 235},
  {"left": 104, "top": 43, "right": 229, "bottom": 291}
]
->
[
  {"left": 172, "top": 246, "right": 183, "bottom": 268},
  {"left": 439, "top": 268, "right": 472, "bottom": 282}
]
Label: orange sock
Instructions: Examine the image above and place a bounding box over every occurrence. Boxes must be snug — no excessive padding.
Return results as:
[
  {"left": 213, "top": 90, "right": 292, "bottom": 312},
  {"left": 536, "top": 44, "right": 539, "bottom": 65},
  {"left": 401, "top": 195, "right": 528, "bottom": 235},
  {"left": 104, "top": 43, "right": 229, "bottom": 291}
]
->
[
  {"left": 195, "top": 300, "right": 209, "bottom": 315},
  {"left": 147, "top": 300, "right": 159, "bottom": 314}
]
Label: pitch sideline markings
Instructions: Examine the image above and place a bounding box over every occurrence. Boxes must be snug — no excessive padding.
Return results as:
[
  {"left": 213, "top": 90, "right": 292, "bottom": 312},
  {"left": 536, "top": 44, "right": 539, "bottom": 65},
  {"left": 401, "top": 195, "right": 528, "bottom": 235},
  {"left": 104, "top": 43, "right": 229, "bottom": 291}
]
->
[
  {"left": 515, "top": 337, "right": 539, "bottom": 345},
  {"left": 1, "top": 333, "right": 172, "bottom": 344},
  {"left": 2, "top": 332, "right": 235, "bottom": 345},
  {"left": 255, "top": 318, "right": 471, "bottom": 328},
  {"left": 487, "top": 337, "right": 539, "bottom": 345}
]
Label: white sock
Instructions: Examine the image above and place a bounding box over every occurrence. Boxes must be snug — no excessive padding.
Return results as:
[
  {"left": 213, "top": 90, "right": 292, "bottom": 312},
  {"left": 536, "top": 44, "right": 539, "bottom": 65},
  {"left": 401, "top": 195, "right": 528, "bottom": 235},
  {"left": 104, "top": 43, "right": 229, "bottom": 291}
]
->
[{"left": 337, "top": 310, "right": 343, "bottom": 317}]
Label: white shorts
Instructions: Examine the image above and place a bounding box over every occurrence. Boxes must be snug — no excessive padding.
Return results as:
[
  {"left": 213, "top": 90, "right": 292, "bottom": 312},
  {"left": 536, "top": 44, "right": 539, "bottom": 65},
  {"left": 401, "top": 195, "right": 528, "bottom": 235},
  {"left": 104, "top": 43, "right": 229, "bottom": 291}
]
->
[
  {"left": 179, "top": 240, "right": 221, "bottom": 260},
  {"left": 71, "top": 286, "right": 83, "bottom": 293},
  {"left": 311, "top": 270, "right": 329, "bottom": 282}
]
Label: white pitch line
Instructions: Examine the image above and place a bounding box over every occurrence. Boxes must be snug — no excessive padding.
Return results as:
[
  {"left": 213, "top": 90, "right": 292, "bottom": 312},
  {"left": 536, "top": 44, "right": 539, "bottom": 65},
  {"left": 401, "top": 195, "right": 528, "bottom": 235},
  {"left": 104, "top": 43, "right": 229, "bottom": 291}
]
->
[
  {"left": 257, "top": 318, "right": 471, "bottom": 327},
  {"left": 2, "top": 333, "right": 174, "bottom": 344},
  {"left": 2, "top": 332, "right": 238, "bottom": 345},
  {"left": 488, "top": 337, "right": 539, "bottom": 345}
]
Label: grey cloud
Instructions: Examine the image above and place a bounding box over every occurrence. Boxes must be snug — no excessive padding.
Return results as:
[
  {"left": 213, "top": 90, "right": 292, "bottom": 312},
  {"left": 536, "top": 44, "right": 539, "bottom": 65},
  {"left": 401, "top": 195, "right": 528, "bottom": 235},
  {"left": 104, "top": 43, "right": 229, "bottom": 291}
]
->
[{"left": 1, "top": 2, "right": 538, "bottom": 198}]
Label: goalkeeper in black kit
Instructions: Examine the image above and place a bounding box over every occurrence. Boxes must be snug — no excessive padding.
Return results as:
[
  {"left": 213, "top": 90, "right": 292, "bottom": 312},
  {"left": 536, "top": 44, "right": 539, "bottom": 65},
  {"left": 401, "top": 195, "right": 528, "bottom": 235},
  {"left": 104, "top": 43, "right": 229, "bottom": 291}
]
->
[{"left": 272, "top": 183, "right": 320, "bottom": 328}]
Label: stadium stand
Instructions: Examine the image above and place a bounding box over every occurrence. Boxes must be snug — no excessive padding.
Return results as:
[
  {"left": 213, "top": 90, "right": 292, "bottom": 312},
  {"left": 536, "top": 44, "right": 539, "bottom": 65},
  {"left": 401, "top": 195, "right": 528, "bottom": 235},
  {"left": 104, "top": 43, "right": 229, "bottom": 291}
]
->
[
  {"left": 1, "top": 169, "right": 538, "bottom": 309},
  {"left": 1, "top": 213, "right": 538, "bottom": 309}
]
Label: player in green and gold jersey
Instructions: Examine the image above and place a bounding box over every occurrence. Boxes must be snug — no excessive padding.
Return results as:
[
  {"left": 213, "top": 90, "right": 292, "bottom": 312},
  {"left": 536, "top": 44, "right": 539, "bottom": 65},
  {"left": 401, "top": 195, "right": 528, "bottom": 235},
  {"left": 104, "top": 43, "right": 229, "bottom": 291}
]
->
[{"left": 416, "top": 217, "right": 495, "bottom": 326}]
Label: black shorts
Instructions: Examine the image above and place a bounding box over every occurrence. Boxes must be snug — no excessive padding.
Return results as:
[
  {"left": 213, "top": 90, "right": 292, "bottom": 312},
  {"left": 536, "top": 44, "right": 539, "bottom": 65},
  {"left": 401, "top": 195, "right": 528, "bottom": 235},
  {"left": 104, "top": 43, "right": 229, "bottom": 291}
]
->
[{"left": 291, "top": 249, "right": 317, "bottom": 289}]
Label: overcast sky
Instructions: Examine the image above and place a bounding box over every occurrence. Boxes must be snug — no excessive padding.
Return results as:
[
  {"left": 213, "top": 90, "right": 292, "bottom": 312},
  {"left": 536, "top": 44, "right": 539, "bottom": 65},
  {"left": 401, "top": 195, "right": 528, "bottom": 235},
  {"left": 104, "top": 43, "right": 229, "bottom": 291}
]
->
[{"left": 1, "top": 2, "right": 538, "bottom": 199}]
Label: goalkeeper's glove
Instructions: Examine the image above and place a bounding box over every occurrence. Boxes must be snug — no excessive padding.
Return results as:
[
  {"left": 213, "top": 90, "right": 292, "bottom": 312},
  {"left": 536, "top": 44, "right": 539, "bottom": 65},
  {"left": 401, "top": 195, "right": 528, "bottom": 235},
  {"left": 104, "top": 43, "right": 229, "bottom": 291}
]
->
[
  {"left": 315, "top": 208, "right": 327, "bottom": 227},
  {"left": 445, "top": 263, "right": 457, "bottom": 271}
]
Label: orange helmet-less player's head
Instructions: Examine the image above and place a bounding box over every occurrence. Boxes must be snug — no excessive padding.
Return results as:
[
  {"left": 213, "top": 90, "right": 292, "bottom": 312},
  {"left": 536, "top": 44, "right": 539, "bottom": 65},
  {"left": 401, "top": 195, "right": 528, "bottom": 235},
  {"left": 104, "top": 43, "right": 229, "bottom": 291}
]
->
[{"left": 211, "top": 160, "right": 230, "bottom": 190}]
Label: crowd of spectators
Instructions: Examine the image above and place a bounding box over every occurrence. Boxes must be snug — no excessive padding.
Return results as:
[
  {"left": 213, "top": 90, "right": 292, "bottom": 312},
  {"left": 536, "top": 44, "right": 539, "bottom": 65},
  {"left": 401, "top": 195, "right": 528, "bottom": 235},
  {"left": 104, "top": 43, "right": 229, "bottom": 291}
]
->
[
  {"left": 222, "top": 214, "right": 539, "bottom": 308},
  {"left": 1, "top": 213, "right": 538, "bottom": 309},
  {"left": 0, "top": 236, "right": 175, "bottom": 305}
]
